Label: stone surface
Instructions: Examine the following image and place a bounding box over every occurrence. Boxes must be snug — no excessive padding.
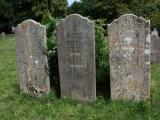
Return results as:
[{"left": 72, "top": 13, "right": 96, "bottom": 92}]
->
[
  {"left": 151, "top": 28, "right": 160, "bottom": 64},
  {"left": 108, "top": 14, "right": 150, "bottom": 100},
  {"left": 15, "top": 20, "right": 50, "bottom": 96},
  {"left": 0, "top": 32, "right": 6, "bottom": 40},
  {"left": 56, "top": 14, "right": 96, "bottom": 102}
]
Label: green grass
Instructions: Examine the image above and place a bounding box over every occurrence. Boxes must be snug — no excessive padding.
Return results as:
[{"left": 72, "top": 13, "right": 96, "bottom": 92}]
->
[
  {"left": 150, "top": 64, "right": 160, "bottom": 119},
  {"left": 0, "top": 36, "right": 159, "bottom": 120}
]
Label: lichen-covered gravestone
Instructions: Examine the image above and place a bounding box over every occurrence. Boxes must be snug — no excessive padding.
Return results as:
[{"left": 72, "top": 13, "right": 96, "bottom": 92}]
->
[
  {"left": 108, "top": 14, "right": 150, "bottom": 100},
  {"left": 57, "top": 14, "right": 96, "bottom": 102},
  {"left": 15, "top": 20, "right": 50, "bottom": 96},
  {"left": 151, "top": 28, "right": 160, "bottom": 64}
]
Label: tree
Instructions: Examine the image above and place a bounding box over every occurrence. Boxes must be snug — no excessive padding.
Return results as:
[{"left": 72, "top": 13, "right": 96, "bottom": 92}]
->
[
  {"left": 68, "top": 1, "right": 83, "bottom": 15},
  {"left": 0, "top": 0, "right": 13, "bottom": 33},
  {"left": 32, "top": 0, "right": 68, "bottom": 21},
  {"left": 0, "top": 0, "right": 68, "bottom": 33},
  {"left": 11, "top": 0, "right": 34, "bottom": 24},
  {"left": 69, "top": 0, "right": 131, "bottom": 21},
  {"left": 69, "top": 0, "right": 160, "bottom": 31}
]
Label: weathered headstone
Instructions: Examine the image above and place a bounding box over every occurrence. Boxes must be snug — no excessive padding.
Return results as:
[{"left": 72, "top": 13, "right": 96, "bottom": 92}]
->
[
  {"left": 15, "top": 20, "right": 50, "bottom": 96},
  {"left": 57, "top": 14, "right": 96, "bottom": 102},
  {"left": 0, "top": 32, "right": 6, "bottom": 40},
  {"left": 151, "top": 28, "right": 160, "bottom": 64},
  {"left": 108, "top": 14, "right": 150, "bottom": 100}
]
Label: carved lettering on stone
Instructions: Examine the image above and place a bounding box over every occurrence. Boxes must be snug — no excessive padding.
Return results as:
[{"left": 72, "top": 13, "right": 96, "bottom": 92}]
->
[{"left": 57, "top": 14, "right": 96, "bottom": 102}]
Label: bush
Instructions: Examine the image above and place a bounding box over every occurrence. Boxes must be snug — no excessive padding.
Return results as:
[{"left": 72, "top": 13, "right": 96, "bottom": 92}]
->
[
  {"left": 42, "top": 12, "right": 61, "bottom": 96},
  {"left": 44, "top": 14, "right": 109, "bottom": 95},
  {"left": 94, "top": 19, "right": 109, "bottom": 83}
]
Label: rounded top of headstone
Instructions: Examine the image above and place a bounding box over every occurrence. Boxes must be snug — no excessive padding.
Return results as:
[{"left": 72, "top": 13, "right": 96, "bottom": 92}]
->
[
  {"left": 59, "top": 14, "right": 93, "bottom": 25},
  {"left": 1, "top": 32, "right": 5, "bottom": 35},
  {"left": 16, "top": 19, "right": 45, "bottom": 28},
  {"left": 151, "top": 28, "right": 159, "bottom": 37},
  {"left": 107, "top": 14, "right": 150, "bottom": 27},
  {"left": 15, "top": 19, "right": 45, "bottom": 33}
]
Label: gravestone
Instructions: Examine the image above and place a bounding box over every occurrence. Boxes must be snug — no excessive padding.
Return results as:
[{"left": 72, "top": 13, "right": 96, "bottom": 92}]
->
[
  {"left": 108, "top": 14, "right": 150, "bottom": 100},
  {"left": 151, "top": 28, "right": 160, "bottom": 64},
  {"left": 15, "top": 20, "right": 50, "bottom": 96},
  {"left": 57, "top": 14, "right": 96, "bottom": 102},
  {"left": 0, "top": 32, "right": 6, "bottom": 40}
]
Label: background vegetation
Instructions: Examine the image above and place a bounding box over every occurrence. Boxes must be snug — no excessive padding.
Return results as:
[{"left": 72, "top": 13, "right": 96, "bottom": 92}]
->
[
  {"left": 0, "top": 0, "right": 160, "bottom": 33},
  {"left": 0, "top": 0, "right": 68, "bottom": 33},
  {"left": 69, "top": 0, "right": 160, "bottom": 32}
]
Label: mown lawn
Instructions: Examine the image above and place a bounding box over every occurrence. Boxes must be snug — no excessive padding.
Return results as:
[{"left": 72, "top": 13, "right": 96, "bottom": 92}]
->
[{"left": 0, "top": 36, "right": 159, "bottom": 120}]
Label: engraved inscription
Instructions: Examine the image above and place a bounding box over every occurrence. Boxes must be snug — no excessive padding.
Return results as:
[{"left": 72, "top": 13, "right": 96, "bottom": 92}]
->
[{"left": 57, "top": 14, "right": 96, "bottom": 102}]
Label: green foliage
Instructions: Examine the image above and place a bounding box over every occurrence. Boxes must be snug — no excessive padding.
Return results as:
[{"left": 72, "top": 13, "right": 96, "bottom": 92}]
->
[
  {"left": 42, "top": 14, "right": 61, "bottom": 95},
  {"left": 94, "top": 19, "right": 109, "bottom": 82},
  {"left": 0, "top": 0, "right": 14, "bottom": 32},
  {"left": 5, "top": 0, "right": 35, "bottom": 29},
  {"left": 1, "top": 0, "right": 160, "bottom": 33},
  {"left": 32, "top": 0, "right": 68, "bottom": 19},
  {"left": 69, "top": 0, "right": 131, "bottom": 21},
  {"left": 69, "top": 0, "right": 160, "bottom": 31},
  {"left": 0, "top": 0, "right": 68, "bottom": 33},
  {"left": 68, "top": 1, "right": 83, "bottom": 15}
]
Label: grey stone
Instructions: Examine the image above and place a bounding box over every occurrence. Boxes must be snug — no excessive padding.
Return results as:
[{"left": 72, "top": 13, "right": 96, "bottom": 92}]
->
[
  {"left": 11, "top": 26, "right": 15, "bottom": 33},
  {"left": 108, "top": 14, "right": 150, "bottom": 101},
  {"left": 56, "top": 14, "right": 96, "bottom": 102},
  {"left": 151, "top": 28, "right": 160, "bottom": 64},
  {"left": 15, "top": 20, "right": 50, "bottom": 96},
  {"left": 1, "top": 32, "right": 6, "bottom": 39}
]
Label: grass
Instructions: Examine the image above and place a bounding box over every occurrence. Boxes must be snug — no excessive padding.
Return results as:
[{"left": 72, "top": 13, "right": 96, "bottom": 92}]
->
[
  {"left": 150, "top": 64, "right": 160, "bottom": 119},
  {"left": 0, "top": 35, "right": 159, "bottom": 120}
]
